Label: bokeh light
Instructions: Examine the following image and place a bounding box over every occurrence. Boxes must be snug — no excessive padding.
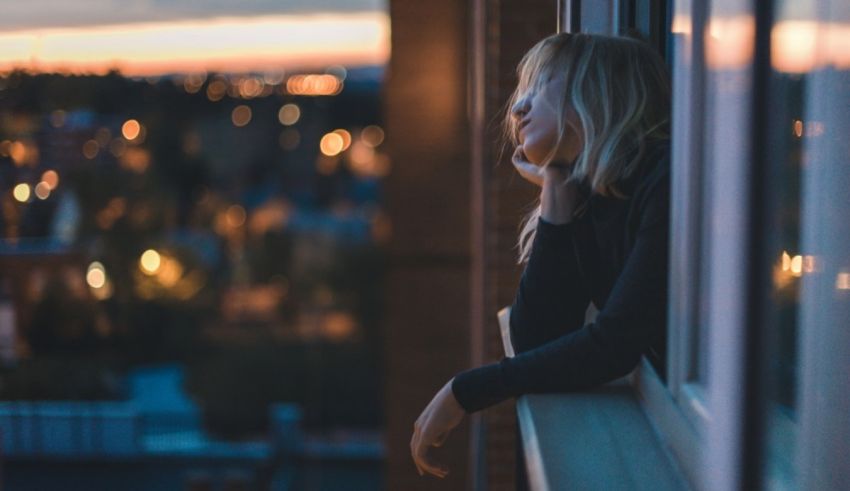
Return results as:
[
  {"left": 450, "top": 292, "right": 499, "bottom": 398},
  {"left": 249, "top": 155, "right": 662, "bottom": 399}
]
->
[
  {"left": 34, "top": 182, "right": 51, "bottom": 200},
  {"left": 83, "top": 139, "right": 99, "bottom": 159},
  {"left": 231, "top": 105, "right": 252, "bottom": 127},
  {"left": 206, "top": 79, "right": 227, "bottom": 101},
  {"left": 122, "top": 119, "right": 142, "bottom": 140},
  {"left": 41, "top": 170, "right": 59, "bottom": 190},
  {"left": 333, "top": 129, "right": 352, "bottom": 151},
  {"left": 320, "top": 132, "right": 345, "bottom": 156},
  {"left": 278, "top": 104, "right": 301, "bottom": 125},
  {"left": 86, "top": 262, "right": 107, "bottom": 289},
  {"left": 13, "top": 183, "right": 31, "bottom": 202},
  {"left": 285, "top": 74, "right": 343, "bottom": 96},
  {"left": 10, "top": 141, "right": 26, "bottom": 166},
  {"left": 226, "top": 205, "right": 247, "bottom": 227},
  {"left": 140, "top": 249, "right": 162, "bottom": 275},
  {"left": 361, "top": 125, "right": 385, "bottom": 147}
]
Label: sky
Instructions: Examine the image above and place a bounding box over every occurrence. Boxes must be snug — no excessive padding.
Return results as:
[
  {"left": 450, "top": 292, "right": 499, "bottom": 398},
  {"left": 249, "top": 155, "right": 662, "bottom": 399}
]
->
[
  {"left": 0, "top": 0, "right": 384, "bottom": 31},
  {"left": 0, "top": 0, "right": 389, "bottom": 75}
]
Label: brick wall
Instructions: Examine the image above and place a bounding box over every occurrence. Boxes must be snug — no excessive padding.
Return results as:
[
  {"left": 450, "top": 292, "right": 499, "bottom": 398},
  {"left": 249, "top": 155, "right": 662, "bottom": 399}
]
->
[{"left": 475, "top": 1, "right": 557, "bottom": 489}]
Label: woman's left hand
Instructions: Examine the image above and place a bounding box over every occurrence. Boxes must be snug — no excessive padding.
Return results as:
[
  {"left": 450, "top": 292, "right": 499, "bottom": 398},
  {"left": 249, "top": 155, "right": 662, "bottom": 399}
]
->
[{"left": 410, "top": 378, "right": 466, "bottom": 478}]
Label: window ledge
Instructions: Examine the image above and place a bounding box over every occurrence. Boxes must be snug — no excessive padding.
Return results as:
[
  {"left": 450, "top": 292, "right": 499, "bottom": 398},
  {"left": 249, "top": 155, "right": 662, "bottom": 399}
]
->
[{"left": 498, "top": 308, "right": 690, "bottom": 491}]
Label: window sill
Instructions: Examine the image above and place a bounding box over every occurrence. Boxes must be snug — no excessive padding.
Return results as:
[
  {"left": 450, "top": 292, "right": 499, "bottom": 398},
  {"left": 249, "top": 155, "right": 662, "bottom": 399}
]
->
[{"left": 498, "top": 308, "right": 690, "bottom": 491}]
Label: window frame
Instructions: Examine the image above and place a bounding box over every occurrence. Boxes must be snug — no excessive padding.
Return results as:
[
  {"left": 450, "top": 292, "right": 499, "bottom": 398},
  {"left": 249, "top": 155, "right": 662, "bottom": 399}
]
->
[{"left": 557, "top": 0, "right": 850, "bottom": 489}]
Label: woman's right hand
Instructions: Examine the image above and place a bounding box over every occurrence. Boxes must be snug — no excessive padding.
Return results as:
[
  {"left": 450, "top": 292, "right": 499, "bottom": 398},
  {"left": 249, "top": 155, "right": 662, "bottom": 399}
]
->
[
  {"left": 512, "top": 147, "right": 545, "bottom": 186},
  {"left": 512, "top": 147, "right": 581, "bottom": 224}
]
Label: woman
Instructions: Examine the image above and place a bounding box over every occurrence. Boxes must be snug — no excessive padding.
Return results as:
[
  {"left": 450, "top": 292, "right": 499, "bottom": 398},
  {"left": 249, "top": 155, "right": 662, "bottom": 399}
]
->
[{"left": 410, "top": 32, "right": 672, "bottom": 478}]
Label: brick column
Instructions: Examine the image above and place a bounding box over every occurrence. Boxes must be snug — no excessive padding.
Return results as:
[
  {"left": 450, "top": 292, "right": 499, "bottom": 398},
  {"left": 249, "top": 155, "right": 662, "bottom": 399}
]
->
[{"left": 384, "top": 0, "right": 472, "bottom": 489}]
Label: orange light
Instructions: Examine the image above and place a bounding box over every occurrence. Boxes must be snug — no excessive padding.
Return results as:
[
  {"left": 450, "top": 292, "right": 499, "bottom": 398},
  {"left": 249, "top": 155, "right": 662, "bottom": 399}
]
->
[
  {"left": 34, "top": 182, "right": 51, "bottom": 200},
  {"left": 231, "top": 105, "right": 252, "bottom": 127},
  {"left": 333, "top": 129, "right": 352, "bottom": 151},
  {"left": 238, "top": 77, "right": 264, "bottom": 98},
  {"left": 320, "top": 132, "right": 345, "bottom": 156},
  {"left": 361, "top": 125, "right": 384, "bottom": 147},
  {"left": 9, "top": 141, "right": 26, "bottom": 165},
  {"left": 83, "top": 140, "right": 99, "bottom": 159},
  {"left": 206, "top": 79, "right": 227, "bottom": 101},
  {"left": 226, "top": 205, "right": 247, "bottom": 227},
  {"left": 120, "top": 147, "right": 151, "bottom": 173},
  {"left": 122, "top": 119, "right": 141, "bottom": 140},
  {"left": 285, "top": 74, "right": 343, "bottom": 96},
  {"left": 41, "top": 170, "right": 59, "bottom": 190},
  {"left": 278, "top": 103, "right": 301, "bottom": 125}
]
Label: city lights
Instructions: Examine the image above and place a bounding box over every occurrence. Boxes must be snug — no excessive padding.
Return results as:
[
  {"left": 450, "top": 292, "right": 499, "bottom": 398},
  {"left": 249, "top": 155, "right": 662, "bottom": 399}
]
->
[
  {"left": 361, "top": 125, "right": 385, "bottom": 147},
  {"left": 12, "top": 183, "right": 30, "bottom": 202},
  {"left": 122, "top": 119, "right": 142, "bottom": 140},
  {"left": 86, "top": 262, "right": 107, "bottom": 289},
  {"left": 226, "top": 205, "right": 247, "bottom": 227},
  {"left": 9, "top": 141, "right": 26, "bottom": 165},
  {"left": 231, "top": 105, "right": 252, "bottom": 127},
  {"left": 278, "top": 104, "right": 301, "bottom": 125},
  {"left": 34, "top": 182, "right": 51, "bottom": 200},
  {"left": 320, "top": 132, "right": 345, "bottom": 156},
  {"left": 83, "top": 140, "right": 100, "bottom": 159},
  {"left": 41, "top": 170, "right": 59, "bottom": 190},
  {"left": 238, "top": 77, "right": 264, "bottom": 98},
  {"left": 206, "top": 79, "right": 227, "bottom": 101},
  {"left": 140, "top": 249, "right": 162, "bottom": 275},
  {"left": 333, "top": 129, "right": 352, "bottom": 151},
  {"left": 286, "top": 74, "right": 343, "bottom": 96}
]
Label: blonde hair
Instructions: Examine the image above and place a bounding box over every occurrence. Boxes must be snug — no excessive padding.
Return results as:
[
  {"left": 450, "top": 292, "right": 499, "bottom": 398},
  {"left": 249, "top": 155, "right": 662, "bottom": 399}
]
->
[{"left": 507, "top": 33, "right": 671, "bottom": 263}]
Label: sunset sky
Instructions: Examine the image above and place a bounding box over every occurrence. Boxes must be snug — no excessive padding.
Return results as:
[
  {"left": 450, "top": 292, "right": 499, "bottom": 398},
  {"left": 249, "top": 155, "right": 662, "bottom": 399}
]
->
[{"left": 0, "top": 0, "right": 389, "bottom": 75}]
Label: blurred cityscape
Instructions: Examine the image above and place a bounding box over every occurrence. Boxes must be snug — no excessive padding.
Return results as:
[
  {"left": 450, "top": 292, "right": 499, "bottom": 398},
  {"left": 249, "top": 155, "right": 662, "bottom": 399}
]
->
[{"left": 0, "top": 25, "right": 389, "bottom": 489}]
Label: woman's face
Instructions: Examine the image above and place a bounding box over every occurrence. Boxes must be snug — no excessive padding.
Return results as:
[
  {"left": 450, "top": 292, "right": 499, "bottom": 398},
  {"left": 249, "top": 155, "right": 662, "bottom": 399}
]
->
[{"left": 511, "top": 74, "right": 582, "bottom": 166}]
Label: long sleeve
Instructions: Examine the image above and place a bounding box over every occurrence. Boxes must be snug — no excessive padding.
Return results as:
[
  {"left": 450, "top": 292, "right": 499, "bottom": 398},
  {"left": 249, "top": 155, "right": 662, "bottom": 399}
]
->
[
  {"left": 451, "top": 165, "right": 669, "bottom": 413},
  {"left": 509, "top": 217, "right": 590, "bottom": 353}
]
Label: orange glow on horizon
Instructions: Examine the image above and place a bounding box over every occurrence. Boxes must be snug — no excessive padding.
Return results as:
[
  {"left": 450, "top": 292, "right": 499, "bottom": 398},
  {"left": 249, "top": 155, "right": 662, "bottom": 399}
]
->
[{"left": 0, "top": 12, "right": 390, "bottom": 76}]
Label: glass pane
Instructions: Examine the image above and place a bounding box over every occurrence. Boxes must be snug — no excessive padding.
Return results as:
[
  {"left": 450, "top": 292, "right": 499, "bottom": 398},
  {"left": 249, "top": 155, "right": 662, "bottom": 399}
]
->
[{"left": 761, "top": 0, "right": 828, "bottom": 488}]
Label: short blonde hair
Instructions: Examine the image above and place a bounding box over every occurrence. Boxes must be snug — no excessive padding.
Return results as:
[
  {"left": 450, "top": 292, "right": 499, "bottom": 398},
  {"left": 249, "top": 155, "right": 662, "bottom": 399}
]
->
[{"left": 508, "top": 33, "right": 671, "bottom": 262}]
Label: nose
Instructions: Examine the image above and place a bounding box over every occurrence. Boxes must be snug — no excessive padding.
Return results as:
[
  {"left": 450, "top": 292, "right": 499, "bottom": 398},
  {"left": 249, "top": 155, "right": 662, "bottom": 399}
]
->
[{"left": 511, "top": 93, "right": 531, "bottom": 122}]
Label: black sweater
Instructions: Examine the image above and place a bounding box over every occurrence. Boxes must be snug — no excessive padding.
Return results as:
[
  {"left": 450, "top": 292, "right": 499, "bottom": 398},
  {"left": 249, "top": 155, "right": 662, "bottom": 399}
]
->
[{"left": 451, "top": 142, "right": 671, "bottom": 413}]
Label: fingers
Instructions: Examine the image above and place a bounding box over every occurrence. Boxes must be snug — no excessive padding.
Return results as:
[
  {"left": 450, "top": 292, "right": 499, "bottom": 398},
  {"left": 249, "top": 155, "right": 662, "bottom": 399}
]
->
[
  {"left": 411, "top": 422, "right": 450, "bottom": 478},
  {"left": 512, "top": 151, "right": 545, "bottom": 186}
]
